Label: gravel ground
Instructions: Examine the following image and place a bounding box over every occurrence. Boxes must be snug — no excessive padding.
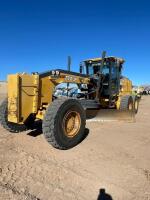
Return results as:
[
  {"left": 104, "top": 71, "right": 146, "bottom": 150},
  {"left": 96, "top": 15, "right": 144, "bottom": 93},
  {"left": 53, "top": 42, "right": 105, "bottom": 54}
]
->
[{"left": 0, "top": 96, "right": 150, "bottom": 200}]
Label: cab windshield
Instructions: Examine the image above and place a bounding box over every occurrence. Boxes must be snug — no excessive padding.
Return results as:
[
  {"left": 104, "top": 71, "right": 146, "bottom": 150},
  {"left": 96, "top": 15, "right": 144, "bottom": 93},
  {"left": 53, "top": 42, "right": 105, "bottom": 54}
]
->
[
  {"left": 87, "top": 63, "right": 101, "bottom": 75},
  {"left": 86, "top": 62, "right": 109, "bottom": 76}
]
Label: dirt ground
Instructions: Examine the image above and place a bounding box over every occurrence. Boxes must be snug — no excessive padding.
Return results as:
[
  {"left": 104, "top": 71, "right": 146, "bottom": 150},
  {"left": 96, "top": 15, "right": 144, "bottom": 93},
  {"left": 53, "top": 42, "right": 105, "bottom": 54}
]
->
[{"left": 0, "top": 96, "right": 150, "bottom": 200}]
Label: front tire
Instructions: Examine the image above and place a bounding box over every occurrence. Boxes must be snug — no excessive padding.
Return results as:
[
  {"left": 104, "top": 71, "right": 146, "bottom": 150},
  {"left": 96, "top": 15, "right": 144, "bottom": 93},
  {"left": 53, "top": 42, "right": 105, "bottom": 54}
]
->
[
  {"left": 0, "top": 99, "right": 27, "bottom": 132},
  {"left": 42, "top": 98, "right": 86, "bottom": 150}
]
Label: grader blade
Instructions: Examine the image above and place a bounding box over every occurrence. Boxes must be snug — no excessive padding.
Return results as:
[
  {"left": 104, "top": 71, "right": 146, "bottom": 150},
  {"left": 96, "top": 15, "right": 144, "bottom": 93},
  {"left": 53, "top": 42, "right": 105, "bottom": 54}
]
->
[{"left": 86, "top": 109, "right": 135, "bottom": 122}]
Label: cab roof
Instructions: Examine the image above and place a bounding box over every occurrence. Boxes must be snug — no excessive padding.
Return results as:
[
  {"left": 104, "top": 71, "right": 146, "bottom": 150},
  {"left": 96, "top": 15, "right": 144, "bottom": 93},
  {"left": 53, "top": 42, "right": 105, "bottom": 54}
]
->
[{"left": 83, "top": 56, "right": 125, "bottom": 64}]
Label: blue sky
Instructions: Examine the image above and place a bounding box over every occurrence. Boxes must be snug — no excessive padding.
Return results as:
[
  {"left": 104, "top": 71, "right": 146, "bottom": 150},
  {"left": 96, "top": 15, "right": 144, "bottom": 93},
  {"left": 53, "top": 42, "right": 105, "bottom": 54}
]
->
[{"left": 0, "top": 0, "right": 150, "bottom": 85}]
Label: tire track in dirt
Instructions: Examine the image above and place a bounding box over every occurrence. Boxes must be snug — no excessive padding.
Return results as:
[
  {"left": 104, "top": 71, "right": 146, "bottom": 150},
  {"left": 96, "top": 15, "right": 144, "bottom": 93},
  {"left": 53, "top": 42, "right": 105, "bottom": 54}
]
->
[
  {"left": 0, "top": 141, "right": 147, "bottom": 200},
  {"left": 0, "top": 182, "right": 40, "bottom": 200},
  {"left": 0, "top": 128, "right": 90, "bottom": 199},
  {"left": 0, "top": 96, "right": 150, "bottom": 200},
  {"left": 0, "top": 154, "right": 59, "bottom": 199},
  {"left": 0, "top": 147, "right": 92, "bottom": 200},
  {"left": 0, "top": 126, "right": 149, "bottom": 200}
]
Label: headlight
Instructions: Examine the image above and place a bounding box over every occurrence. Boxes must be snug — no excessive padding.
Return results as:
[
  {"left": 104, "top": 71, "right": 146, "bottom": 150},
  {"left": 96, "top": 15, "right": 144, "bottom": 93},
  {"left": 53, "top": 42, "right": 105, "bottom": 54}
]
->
[
  {"left": 52, "top": 70, "right": 55, "bottom": 75},
  {"left": 56, "top": 70, "right": 60, "bottom": 75}
]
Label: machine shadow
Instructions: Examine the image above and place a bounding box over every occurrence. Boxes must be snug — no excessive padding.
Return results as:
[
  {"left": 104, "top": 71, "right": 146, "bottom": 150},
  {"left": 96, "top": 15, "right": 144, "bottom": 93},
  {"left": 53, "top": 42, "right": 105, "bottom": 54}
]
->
[
  {"left": 27, "top": 120, "right": 42, "bottom": 137},
  {"left": 27, "top": 121, "right": 90, "bottom": 142},
  {"left": 79, "top": 128, "right": 89, "bottom": 144},
  {"left": 97, "top": 188, "right": 113, "bottom": 200}
]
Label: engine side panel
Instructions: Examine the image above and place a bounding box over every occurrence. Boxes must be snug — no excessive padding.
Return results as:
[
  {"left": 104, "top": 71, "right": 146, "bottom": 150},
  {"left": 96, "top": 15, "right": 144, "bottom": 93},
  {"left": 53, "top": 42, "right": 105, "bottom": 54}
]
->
[{"left": 8, "top": 74, "right": 39, "bottom": 123}]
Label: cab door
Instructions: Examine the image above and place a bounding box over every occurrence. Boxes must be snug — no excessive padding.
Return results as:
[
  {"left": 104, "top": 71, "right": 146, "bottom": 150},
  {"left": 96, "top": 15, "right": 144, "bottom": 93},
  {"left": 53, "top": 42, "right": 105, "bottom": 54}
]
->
[
  {"left": 101, "top": 62, "right": 120, "bottom": 99},
  {"left": 110, "top": 63, "right": 120, "bottom": 96}
]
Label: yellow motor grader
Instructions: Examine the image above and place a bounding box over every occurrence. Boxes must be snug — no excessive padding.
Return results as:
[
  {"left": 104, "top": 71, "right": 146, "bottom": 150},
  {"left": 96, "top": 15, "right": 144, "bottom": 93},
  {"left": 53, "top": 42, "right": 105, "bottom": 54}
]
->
[{"left": 0, "top": 52, "right": 139, "bottom": 149}]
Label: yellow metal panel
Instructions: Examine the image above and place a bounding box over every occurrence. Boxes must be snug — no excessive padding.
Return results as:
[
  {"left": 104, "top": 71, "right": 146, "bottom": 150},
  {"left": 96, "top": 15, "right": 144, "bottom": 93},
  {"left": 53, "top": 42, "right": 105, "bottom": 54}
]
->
[
  {"left": 49, "top": 73, "right": 90, "bottom": 85},
  {"left": 7, "top": 71, "right": 91, "bottom": 123},
  {"left": 120, "top": 78, "right": 132, "bottom": 95},
  {"left": 8, "top": 73, "right": 40, "bottom": 123},
  {"left": 32, "top": 74, "right": 39, "bottom": 113},
  {"left": 40, "top": 76, "right": 55, "bottom": 105},
  {"left": 8, "top": 74, "right": 20, "bottom": 123},
  {"left": 20, "top": 74, "right": 39, "bottom": 122}
]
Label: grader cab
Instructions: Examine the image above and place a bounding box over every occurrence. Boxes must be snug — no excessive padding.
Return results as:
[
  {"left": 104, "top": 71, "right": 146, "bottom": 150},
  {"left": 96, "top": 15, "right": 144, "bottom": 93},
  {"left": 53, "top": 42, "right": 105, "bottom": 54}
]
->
[{"left": 0, "top": 52, "right": 139, "bottom": 149}]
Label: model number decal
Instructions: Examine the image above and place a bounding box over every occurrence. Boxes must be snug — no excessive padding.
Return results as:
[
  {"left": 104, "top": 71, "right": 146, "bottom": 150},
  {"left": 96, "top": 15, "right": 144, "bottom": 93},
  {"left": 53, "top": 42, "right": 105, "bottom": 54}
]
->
[{"left": 65, "top": 76, "right": 77, "bottom": 82}]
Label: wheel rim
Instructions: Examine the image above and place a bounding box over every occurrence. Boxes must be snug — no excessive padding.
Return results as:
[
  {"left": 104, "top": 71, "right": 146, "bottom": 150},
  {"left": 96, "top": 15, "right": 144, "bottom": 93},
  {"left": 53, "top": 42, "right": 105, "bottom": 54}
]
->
[
  {"left": 128, "top": 102, "right": 133, "bottom": 110},
  {"left": 63, "top": 111, "right": 81, "bottom": 138},
  {"left": 135, "top": 100, "right": 138, "bottom": 111}
]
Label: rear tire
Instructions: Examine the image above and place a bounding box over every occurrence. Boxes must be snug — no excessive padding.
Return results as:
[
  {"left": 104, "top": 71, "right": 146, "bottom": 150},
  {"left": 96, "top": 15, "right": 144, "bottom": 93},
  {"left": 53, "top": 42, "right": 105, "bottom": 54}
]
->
[
  {"left": 0, "top": 99, "right": 27, "bottom": 132},
  {"left": 120, "top": 95, "right": 134, "bottom": 111},
  {"left": 42, "top": 98, "right": 86, "bottom": 150},
  {"left": 132, "top": 96, "right": 139, "bottom": 114}
]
